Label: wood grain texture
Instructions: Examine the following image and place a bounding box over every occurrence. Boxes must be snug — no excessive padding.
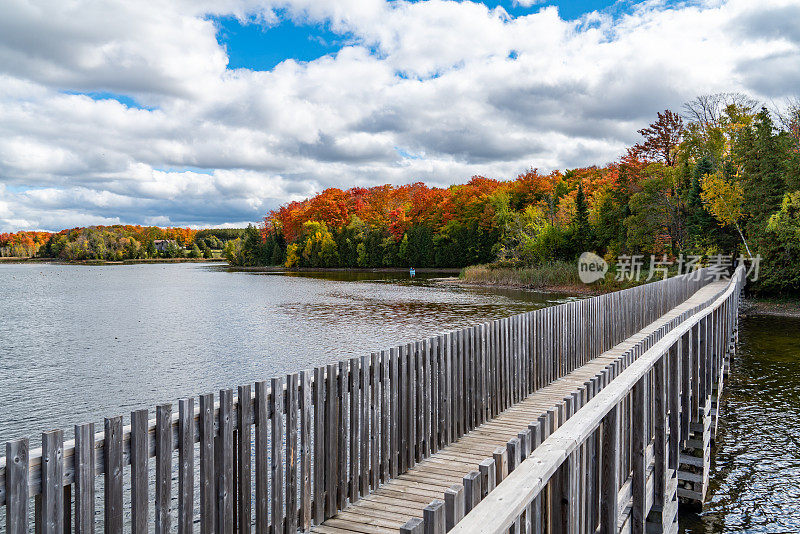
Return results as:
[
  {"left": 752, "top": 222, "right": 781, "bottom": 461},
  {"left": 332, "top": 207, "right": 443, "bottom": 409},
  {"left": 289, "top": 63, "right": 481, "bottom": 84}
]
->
[
  {"left": 104, "top": 416, "right": 124, "bottom": 534},
  {"left": 5, "top": 438, "right": 29, "bottom": 534},
  {"left": 41, "top": 430, "right": 64, "bottom": 534},
  {"left": 130, "top": 409, "right": 149, "bottom": 534},
  {"left": 237, "top": 385, "right": 252, "bottom": 534},
  {"left": 155, "top": 404, "right": 172, "bottom": 534},
  {"left": 74, "top": 423, "right": 94, "bottom": 534},
  {"left": 217, "top": 390, "right": 235, "bottom": 534},
  {"left": 301, "top": 370, "right": 313, "bottom": 531},
  {"left": 271, "top": 377, "right": 285, "bottom": 534}
]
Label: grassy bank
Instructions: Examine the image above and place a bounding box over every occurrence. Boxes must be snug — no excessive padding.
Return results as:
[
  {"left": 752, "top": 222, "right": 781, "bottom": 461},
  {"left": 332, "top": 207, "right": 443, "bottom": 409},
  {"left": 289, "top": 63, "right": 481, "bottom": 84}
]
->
[{"left": 459, "top": 262, "right": 636, "bottom": 294}]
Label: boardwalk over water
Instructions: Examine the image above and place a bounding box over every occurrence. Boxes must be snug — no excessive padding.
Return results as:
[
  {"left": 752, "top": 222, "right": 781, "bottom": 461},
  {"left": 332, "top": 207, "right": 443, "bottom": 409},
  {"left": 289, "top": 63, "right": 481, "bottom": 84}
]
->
[
  {"left": 316, "top": 278, "right": 733, "bottom": 534},
  {"left": 1, "top": 266, "right": 743, "bottom": 534}
]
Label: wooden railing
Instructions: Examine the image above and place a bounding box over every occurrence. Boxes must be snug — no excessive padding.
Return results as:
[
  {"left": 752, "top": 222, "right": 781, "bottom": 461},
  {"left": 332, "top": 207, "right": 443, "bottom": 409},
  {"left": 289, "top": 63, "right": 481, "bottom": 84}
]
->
[
  {"left": 441, "top": 265, "right": 744, "bottom": 534},
  {"left": 1, "top": 269, "right": 717, "bottom": 534}
]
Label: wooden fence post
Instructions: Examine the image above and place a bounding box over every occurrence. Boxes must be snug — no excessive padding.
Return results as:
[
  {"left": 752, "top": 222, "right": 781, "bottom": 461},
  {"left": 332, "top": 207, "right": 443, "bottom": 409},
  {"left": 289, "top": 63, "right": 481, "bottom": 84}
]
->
[
  {"left": 463, "top": 472, "right": 482, "bottom": 514},
  {"left": 254, "top": 383, "right": 269, "bottom": 533},
  {"left": 478, "top": 458, "right": 496, "bottom": 496},
  {"left": 654, "top": 355, "right": 667, "bottom": 510},
  {"left": 41, "top": 430, "right": 64, "bottom": 534},
  {"left": 313, "top": 367, "right": 326, "bottom": 526},
  {"left": 285, "top": 375, "right": 299, "bottom": 534},
  {"left": 493, "top": 447, "right": 508, "bottom": 485},
  {"left": 424, "top": 500, "right": 446, "bottom": 534},
  {"left": 5, "top": 438, "right": 29, "bottom": 534},
  {"left": 669, "top": 343, "right": 681, "bottom": 471},
  {"left": 444, "top": 484, "right": 465, "bottom": 531},
  {"left": 104, "top": 416, "right": 124, "bottom": 534},
  {"left": 632, "top": 379, "right": 646, "bottom": 534},
  {"left": 218, "top": 390, "right": 234, "bottom": 534},
  {"left": 74, "top": 423, "right": 95, "bottom": 534},
  {"left": 324, "top": 365, "right": 338, "bottom": 519},
  {"left": 601, "top": 404, "right": 619, "bottom": 534},
  {"left": 401, "top": 518, "right": 424, "bottom": 534},
  {"left": 300, "top": 370, "right": 313, "bottom": 531},
  {"left": 271, "top": 377, "right": 286, "bottom": 534},
  {"left": 131, "top": 409, "right": 149, "bottom": 534}
]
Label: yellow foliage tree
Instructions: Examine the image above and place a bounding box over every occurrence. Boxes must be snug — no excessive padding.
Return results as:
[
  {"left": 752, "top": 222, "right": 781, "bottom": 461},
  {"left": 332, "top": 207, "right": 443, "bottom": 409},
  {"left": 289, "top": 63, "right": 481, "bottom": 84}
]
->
[
  {"left": 285, "top": 243, "right": 300, "bottom": 267},
  {"left": 700, "top": 171, "right": 752, "bottom": 257}
]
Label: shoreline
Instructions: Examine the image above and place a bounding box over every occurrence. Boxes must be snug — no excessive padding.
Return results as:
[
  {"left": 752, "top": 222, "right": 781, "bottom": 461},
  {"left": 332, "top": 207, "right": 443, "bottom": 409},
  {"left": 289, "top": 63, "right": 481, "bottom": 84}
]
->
[
  {"left": 226, "top": 265, "right": 462, "bottom": 274},
  {"left": 5, "top": 258, "right": 799, "bottom": 313},
  {"left": 743, "top": 298, "right": 800, "bottom": 319},
  {"left": 0, "top": 257, "right": 225, "bottom": 265},
  {"left": 439, "top": 277, "right": 610, "bottom": 296}
]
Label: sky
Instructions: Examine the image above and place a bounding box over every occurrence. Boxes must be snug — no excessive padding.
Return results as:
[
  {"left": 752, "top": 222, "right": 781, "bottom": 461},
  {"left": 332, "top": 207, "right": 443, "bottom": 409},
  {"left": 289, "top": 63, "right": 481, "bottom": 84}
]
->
[{"left": 0, "top": 0, "right": 798, "bottom": 232}]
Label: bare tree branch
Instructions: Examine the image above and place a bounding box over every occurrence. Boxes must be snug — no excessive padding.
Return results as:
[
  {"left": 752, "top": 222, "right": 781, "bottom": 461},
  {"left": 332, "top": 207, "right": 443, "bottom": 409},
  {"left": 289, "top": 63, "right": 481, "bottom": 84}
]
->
[{"left": 682, "top": 93, "right": 760, "bottom": 127}]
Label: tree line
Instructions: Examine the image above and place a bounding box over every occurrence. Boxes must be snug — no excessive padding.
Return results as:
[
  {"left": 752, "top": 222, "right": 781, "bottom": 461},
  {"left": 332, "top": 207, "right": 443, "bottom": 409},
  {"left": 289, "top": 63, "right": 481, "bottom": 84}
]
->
[
  {"left": 0, "top": 231, "right": 51, "bottom": 257},
  {"left": 0, "top": 226, "right": 246, "bottom": 261},
  {"left": 233, "top": 93, "right": 799, "bottom": 295}
]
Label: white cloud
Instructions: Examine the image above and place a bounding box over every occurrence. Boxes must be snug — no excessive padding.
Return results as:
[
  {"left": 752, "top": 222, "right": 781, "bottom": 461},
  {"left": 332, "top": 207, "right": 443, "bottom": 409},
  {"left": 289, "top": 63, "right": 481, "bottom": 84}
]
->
[
  {"left": 0, "top": 0, "right": 798, "bottom": 231},
  {"left": 144, "top": 215, "right": 171, "bottom": 226}
]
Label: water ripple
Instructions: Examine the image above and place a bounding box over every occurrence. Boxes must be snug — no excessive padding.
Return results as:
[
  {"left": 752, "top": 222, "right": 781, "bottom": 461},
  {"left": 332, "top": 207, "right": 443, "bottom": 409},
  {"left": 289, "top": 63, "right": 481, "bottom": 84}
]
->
[{"left": 681, "top": 315, "right": 800, "bottom": 533}]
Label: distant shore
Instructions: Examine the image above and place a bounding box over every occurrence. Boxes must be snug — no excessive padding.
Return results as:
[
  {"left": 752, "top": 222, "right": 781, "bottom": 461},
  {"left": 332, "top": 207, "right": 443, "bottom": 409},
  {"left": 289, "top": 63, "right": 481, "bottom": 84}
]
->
[
  {"left": 227, "top": 265, "right": 463, "bottom": 275},
  {"left": 745, "top": 298, "right": 800, "bottom": 319},
  {"left": 0, "top": 257, "right": 225, "bottom": 265}
]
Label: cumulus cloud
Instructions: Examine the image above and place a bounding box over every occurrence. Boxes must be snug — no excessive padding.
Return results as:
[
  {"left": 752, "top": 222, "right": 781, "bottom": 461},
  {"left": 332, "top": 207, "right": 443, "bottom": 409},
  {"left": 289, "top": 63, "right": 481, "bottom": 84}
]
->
[{"left": 0, "top": 0, "right": 798, "bottom": 231}]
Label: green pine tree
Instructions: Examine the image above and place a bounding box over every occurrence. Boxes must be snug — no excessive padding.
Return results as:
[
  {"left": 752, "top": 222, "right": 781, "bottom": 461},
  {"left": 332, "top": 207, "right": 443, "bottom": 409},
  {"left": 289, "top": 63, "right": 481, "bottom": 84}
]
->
[
  {"left": 735, "top": 108, "right": 787, "bottom": 237},
  {"left": 570, "top": 183, "right": 593, "bottom": 255}
]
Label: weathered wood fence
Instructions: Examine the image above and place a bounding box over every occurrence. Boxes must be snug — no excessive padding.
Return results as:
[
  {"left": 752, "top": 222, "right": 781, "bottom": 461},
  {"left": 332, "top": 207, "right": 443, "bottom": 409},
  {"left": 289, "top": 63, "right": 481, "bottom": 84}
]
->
[
  {"left": 2, "top": 269, "right": 718, "bottom": 534},
  {"left": 433, "top": 265, "right": 744, "bottom": 534}
]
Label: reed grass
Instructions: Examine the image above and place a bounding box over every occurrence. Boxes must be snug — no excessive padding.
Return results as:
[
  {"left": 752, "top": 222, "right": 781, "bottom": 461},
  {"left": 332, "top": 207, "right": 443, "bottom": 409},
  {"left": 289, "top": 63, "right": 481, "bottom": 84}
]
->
[
  {"left": 460, "top": 261, "right": 582, "bottom": 289},
  {"left": 459, "top": 261, "right": 645, "bottom": 292}
]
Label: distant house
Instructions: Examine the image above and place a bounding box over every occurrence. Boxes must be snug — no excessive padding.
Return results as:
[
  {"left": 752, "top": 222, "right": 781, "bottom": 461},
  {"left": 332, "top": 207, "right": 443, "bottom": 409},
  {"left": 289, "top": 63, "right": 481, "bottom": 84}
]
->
[{"left": 153, "top": 239, "right": 177, "bottom": 252}]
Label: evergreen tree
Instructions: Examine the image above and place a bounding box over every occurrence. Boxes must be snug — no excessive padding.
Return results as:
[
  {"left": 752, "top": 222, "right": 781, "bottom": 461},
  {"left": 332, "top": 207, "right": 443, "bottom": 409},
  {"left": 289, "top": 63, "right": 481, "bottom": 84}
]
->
[
  {"left": 736, "top": 108, "right": 787, "bottom": 236},
  {"left": 406, "top": 225, "right": 435, "bottom": 267},
  {"left": 570, "top": 183, "right": 593, "bottom": 255},
  {"left": 685, "top": 156, "right": 717, "bottom": 249}
]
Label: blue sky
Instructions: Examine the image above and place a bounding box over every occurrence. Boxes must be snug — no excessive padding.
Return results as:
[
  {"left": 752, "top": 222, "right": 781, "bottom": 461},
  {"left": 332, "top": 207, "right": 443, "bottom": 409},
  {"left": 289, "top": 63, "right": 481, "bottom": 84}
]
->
[
  {"left": 216, "top": 13, "right": 356, "bottom": 71},
  {"left": 67, "top": 2, "right": 645, "bottom": 110},
  {"left": 62, "top": 90, "right": 151, "bottom": 110},
  {"left": 216, "top": 1, "right": 632, "bottom": 72}
]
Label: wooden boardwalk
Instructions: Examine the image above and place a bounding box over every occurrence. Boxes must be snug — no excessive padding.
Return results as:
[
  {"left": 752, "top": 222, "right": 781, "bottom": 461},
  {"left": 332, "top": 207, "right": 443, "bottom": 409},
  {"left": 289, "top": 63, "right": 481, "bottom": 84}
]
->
[{"left": 314, "top": 279, "right": 730, "bottom": 534}]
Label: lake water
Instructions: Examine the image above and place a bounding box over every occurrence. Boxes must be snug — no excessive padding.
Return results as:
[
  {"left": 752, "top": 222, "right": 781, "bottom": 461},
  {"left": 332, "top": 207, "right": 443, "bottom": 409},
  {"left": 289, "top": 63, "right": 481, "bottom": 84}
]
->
[
  {"left": 680, "top": 314, "right": 800, "bottom": 532},
  {"left": 0, "top": 262, "right": 573, "bottom": 446}
]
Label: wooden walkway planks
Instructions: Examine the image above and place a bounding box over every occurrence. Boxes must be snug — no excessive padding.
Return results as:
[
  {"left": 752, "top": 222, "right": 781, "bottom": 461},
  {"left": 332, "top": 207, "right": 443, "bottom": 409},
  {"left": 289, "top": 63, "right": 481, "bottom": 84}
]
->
[{"left": 313, "top": 280, "right": 729, "bottom": 534}]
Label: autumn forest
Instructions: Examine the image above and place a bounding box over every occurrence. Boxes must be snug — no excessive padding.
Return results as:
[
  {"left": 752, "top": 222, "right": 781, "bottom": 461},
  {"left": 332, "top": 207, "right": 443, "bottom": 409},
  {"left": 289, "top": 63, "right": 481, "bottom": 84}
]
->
[{"left": 229, "top": 94, "right": 799, "bottom": 295}]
